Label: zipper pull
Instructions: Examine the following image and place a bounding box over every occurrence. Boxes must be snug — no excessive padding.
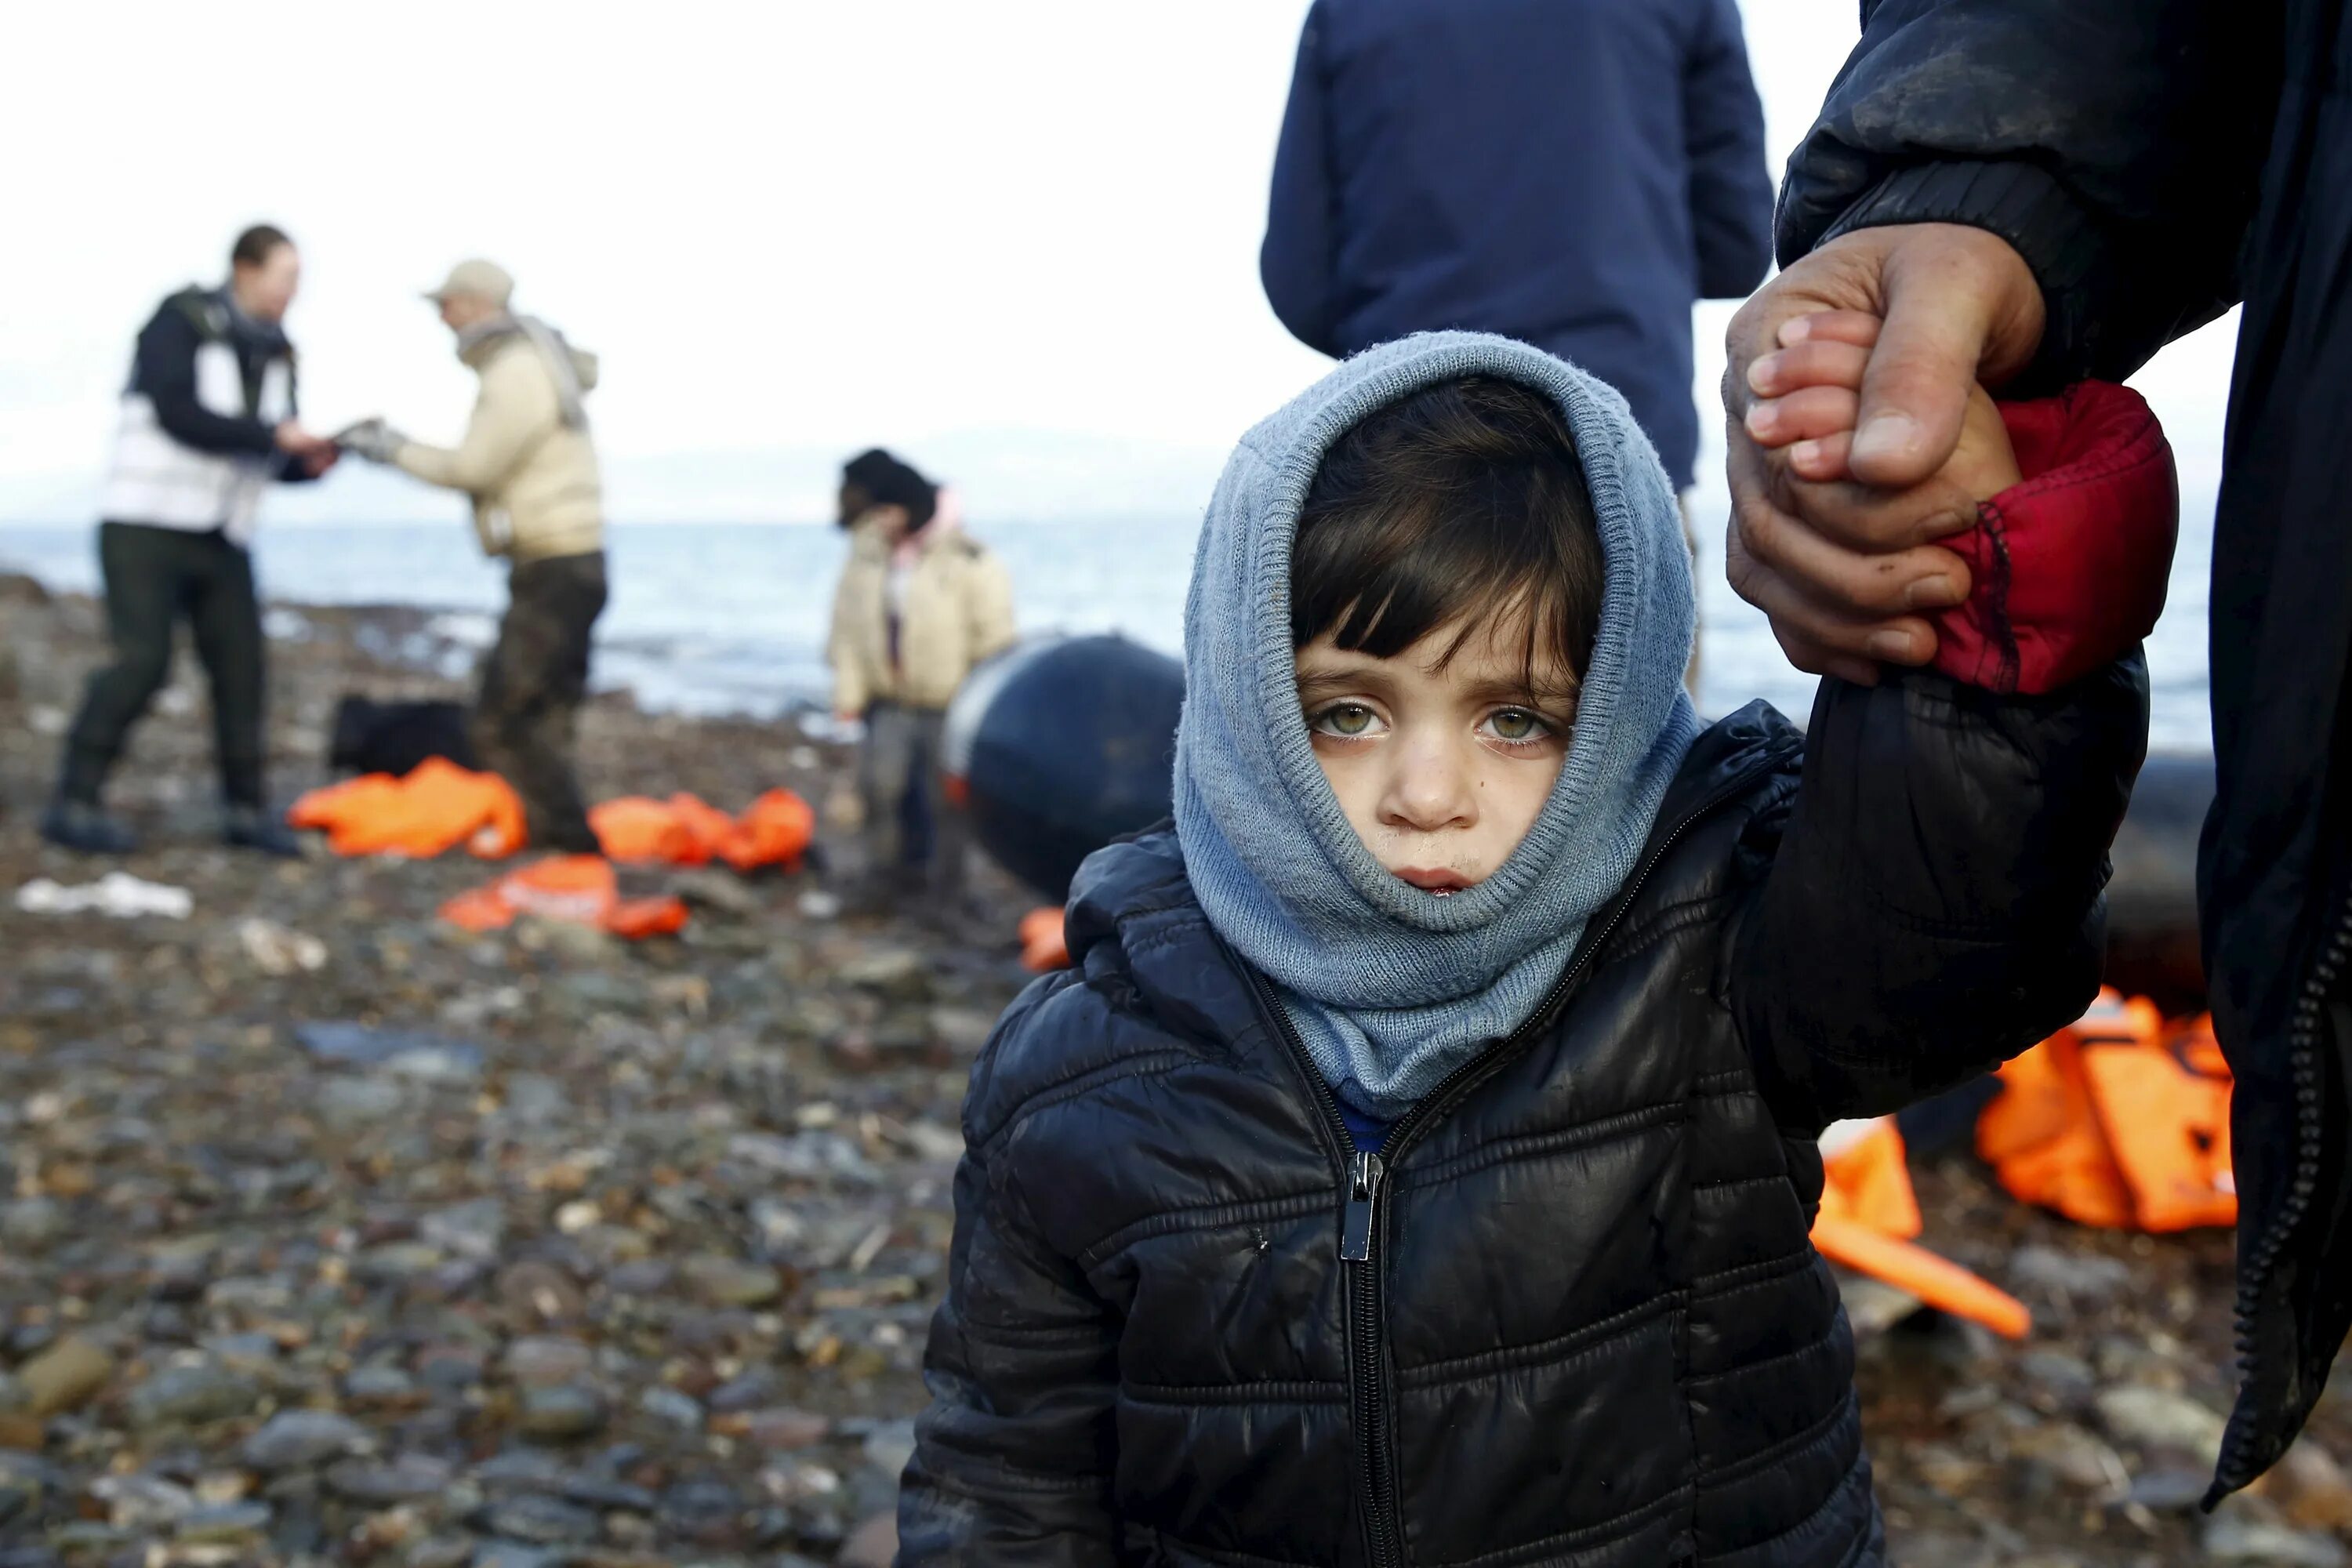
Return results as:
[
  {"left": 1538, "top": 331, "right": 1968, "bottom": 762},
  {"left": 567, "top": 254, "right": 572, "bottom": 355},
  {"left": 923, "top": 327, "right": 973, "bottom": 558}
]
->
[{"left": 1340, "top": 1151, "right": 1385, "bottom": 1262}]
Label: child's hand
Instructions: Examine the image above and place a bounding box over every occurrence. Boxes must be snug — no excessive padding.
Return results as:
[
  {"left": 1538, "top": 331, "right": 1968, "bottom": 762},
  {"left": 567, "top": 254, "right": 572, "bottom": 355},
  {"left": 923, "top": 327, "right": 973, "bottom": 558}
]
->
[{"left": 1745, "top": 311, "right": 2024, "bottom": 505}]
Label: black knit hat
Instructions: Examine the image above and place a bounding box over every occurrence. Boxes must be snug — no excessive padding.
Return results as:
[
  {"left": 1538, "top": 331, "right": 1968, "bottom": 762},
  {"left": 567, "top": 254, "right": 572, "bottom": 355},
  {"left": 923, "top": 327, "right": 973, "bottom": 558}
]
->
[
  {"left": 842, "top": 448, "right": 900, "bottom": 495},
  {"left": 842, "top": 448, "right": 938, "bottom": 531}
]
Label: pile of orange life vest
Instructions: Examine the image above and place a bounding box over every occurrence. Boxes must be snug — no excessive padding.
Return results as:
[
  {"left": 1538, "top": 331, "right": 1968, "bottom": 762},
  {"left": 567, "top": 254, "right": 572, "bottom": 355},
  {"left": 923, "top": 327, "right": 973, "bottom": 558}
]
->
[
  {"left": 290, "top": 764, "right": 814, "bottom": 873},
  {"left": 1978, "top": 987, "right": 2235, "bottom": 1232},
  {"left": 289, "top": 764, "right": 817, "bottom": 941}
]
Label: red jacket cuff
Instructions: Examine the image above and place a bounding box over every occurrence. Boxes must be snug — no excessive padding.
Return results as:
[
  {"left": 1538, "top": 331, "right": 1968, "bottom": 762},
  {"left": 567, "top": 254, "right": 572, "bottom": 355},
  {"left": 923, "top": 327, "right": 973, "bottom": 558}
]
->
[{"left": 1930, "top": 382, "right": 2178, "bottom": 695}]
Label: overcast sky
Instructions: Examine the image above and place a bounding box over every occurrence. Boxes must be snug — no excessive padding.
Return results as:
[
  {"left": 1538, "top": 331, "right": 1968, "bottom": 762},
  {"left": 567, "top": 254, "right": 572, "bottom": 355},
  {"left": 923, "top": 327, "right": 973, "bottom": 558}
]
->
[{"left": 0, "top": 0, "right": 2238, "bottom": 525}]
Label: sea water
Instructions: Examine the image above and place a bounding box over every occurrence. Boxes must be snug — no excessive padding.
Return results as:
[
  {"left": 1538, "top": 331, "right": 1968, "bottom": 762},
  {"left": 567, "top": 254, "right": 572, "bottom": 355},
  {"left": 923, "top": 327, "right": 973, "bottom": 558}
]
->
[{"left": 0, "top": 502, "right": 2214, "bottom": 752}]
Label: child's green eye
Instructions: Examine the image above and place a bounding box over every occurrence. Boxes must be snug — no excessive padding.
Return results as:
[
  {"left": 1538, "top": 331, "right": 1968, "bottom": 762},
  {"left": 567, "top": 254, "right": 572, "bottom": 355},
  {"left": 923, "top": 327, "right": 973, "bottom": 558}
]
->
[
  {"left": 1485, "top": 709, "right": 1551, "bottom": 743},
  {"left": 1312, "top": 702, "right": 1378, "bottom": 737}
]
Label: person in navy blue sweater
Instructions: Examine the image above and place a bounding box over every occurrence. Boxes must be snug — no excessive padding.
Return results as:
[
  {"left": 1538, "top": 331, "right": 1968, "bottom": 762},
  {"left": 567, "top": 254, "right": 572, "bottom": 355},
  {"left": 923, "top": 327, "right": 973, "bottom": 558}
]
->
[{"left": 1260, "top": 0, "right": 1774, "bottom": 500}]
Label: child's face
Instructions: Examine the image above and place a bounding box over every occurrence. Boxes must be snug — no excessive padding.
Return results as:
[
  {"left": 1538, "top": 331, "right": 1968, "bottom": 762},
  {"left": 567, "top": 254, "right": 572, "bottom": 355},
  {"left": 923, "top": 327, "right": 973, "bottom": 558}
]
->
[{"left": 1296, "top": 614, "right": 1577, "bottom": 896}]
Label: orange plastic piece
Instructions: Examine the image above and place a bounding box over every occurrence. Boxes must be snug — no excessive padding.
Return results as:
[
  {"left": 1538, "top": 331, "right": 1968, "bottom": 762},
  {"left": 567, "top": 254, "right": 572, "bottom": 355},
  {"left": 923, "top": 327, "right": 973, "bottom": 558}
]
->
[
  {"left": 1810, "top": 1216, "right": 2033, "bottom": 1341},
  {"left": 590, "top": 796, "right": 702, "bottom": 864},
  {"left": 607, "top": 895, "right": 692, "bottom": 939},
  {"left": 1977, "top": 989, "right": 2236, "bottom": 1232},
  {"left": 288, "top": 757, "right": 527, "bottom": 860},
  {"left": 2079, "top": 1041, "right": 2235, "bottom": 1234},
  {"left": 1811, "top": 1116, "right": 2031, "bottom": 1339},
  {"left": 1977, "top": 1029, "right": 2136, "bottom": 1230},
  {"left": 1817, "top": 1118, "right": 1923, "bottom": 1239},
  {"left": 1018, "top": 906, "right": 1069, "bottom": 971},
  {"left": 438, "top": 855, "right": 689, "bottom": 941},
  {"left": 673, "top": 794, "right": 742, "bottom": 865},
  {"left": 720, "top": 789, "right": 816, "bottom": 873}
]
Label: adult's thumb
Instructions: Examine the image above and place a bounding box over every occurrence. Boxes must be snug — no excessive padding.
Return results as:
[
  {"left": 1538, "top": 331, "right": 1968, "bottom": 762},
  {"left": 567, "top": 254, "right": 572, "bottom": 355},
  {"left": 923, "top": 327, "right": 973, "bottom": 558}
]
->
[{"left": 1848, "top": 281, "right": 1992, "bottom": 488}]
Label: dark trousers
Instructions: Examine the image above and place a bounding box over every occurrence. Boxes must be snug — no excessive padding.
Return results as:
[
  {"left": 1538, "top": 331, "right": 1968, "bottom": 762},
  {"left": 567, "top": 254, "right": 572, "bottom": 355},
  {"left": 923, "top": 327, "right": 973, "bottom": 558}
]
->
[
  {"left": 60, "top": 521, "right": 267, "bottom": 808},
  {"left": 859, "top": 700, "right": 967, "bottom": 898},
  {"left": 475, "top": 552, "right": 607, "bottom": 855}
]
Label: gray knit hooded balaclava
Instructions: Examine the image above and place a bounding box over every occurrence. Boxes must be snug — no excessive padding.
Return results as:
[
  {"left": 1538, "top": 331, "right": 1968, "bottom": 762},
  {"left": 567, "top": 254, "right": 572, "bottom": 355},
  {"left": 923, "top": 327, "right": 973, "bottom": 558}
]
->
[{"left": 1172, "top": 332, "right": 1700, "bottom": 1121}]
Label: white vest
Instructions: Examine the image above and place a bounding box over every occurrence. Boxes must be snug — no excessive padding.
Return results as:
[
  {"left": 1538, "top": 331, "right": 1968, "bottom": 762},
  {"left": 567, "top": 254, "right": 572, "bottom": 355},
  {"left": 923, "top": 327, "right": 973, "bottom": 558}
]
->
[{"left": 98, "top": 327, "right": 292, "bottom": 546}]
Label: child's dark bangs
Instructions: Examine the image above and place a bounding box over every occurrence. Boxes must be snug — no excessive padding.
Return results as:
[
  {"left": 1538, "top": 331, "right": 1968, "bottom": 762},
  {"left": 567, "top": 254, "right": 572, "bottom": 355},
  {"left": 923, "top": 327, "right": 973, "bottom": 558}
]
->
[{"left": 1290, "top": 377, "right": 1603, "bottom": 692}]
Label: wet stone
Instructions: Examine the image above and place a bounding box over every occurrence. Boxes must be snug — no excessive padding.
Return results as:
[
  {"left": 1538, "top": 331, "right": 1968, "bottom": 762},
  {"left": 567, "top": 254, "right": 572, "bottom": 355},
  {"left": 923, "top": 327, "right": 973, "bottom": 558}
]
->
[
  {"left": 2267, "top": 1439, "right": 2352, "bottom": 1532},
  {"left": 421, "top": 1196, "right": 506, "bottom": 1260},
  {"left": 839, "top": 1509, "right": 900, "bottom": 1568},
  {"left": 496, "top": 1259, "right": 587, "bottom": 1327},
  {"left": 241, "top": 1407, "right": 373, "bottom": 1470},
  {"left": 325, "top": 1452, "right": 456, "bottom": 1506},
  {"left": 475, "top": 1491, "right": 601, "bottom": 1544},
  {"left": 2204, "top": 1503, "right": 2348, "bottom": 1566},
  {"left": 402, "top": 1537, "right": 475, "bottom": 1568},
  {"left": 500, "top": 1074, "right": 571, "bottom": 1123},
  {"left": 0, "top": 1199, "right": 64, "bottom": 1254},
  {"left": 659, "top": 1475, "right": 748, "bottom": 1545},
  {"left": 560, "top": 1474, "right": 659, "bottom": 1513},
  {"left": 472, "top": 1450, "right": 572, "bottom": 1494},
  {"left": 681, "top": 1254, "right": 782, "bottom": 1308},
  {"left": 504, "top": 1337, "right": 594, "bottom": 1387},
  {"left": 174, "top": 1500, "right": 274, "bottom": 1543},
  {"left": 16, "top": 1338, "right": 112, "bottom": 1417},
  {"left": 2017, "top": 1349, "right": 2096, "bottom": 1403},
  {"left": 0, "top": 1458, "right": 38, "bottom": 1527},
  {"left": 2010, "top": 1245, "right": 2133, "bottom": 1301},
  {"left": 517, "top": 1384, "right": 606, "bottom": 1442},
  {"left": 415, "top": 1345, "right": 488, "bottom": 1394},
  {"left": 744, "top": 1407, "right": 832, "bottom": 1450},
  {"left": 706, "top": 1369, "right": 782, "bottom": 1414},
  {"left": 317, "top": 1076, "right": 407, "bottom": 1127},
  {"left": 89, "top": 1472, "right": 194, "bottom": 1531},
  {"left": 837, "top": 946, "right": 929, "bottom": 999},
  {"left": 128, "top": 1361, "right": 261, "bottom": 1429},
  {"left": 345, "top": 1362, "right": 418, "bottom": 1405},
  {"left": 2097, "top": 1386, "right": 2229, "bottom": 1458},
  {"left": 861, "top": 1418, "right": 919, "bottom": 1480},
  {"left": 604, "top": 1259, "right": 673, "bottom": 1295},
  {"left": 471, "top": 1544, "right": 564, "bottom": 1568},
  {"left": 201, "top": 1331, "right": 280, "bottom": 1369},
  {"left": 640, "top": 1385, "right": 705, "bottom": 1430}
]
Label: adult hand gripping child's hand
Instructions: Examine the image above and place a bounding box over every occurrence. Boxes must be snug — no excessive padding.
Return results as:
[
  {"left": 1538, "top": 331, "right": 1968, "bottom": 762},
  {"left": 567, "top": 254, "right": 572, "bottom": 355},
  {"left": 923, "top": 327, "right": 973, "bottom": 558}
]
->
[
  {"left": 1743, "top": 310, "right": 2024, "bottom": 503},
  {"left": 1746, "top": 308, "right": 2180, "bottom": 699}
]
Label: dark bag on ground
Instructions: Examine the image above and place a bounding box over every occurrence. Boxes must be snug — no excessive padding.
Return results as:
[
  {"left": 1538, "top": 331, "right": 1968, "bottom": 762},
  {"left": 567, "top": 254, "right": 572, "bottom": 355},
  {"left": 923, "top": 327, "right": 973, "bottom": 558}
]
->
[{"left": 329, "top": 696, "right": 479, "bottom": 776}]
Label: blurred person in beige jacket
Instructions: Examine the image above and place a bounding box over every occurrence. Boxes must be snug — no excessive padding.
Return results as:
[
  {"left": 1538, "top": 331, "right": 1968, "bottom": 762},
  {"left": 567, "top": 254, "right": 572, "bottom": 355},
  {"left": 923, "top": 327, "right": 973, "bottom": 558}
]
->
[
  {"left": 338, "top": 260, "right": 608, "bottom": 854},
  {"left": 827, "top": 448, "right": 1015, "bottom": 908}
]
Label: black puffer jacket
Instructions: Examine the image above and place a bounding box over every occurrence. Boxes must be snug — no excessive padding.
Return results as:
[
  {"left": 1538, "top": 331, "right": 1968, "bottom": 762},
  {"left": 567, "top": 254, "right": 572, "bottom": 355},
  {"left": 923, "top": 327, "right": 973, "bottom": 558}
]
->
[{"left": 898, "top": 664, "right": 2146, "bottom": 1566}]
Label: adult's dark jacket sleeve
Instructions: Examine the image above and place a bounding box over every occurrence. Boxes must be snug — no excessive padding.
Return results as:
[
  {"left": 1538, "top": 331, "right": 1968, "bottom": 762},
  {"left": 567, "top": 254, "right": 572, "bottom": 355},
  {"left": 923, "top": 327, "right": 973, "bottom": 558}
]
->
[
  {"left": 136, "top": 305, "right": 281, "bottom": 459},
  {"left": 1260, "top": 2, "right": 1342, "bottom": 358},
  {"left": 1683, "top": 0, "right": 1774, "bottom": 299},
  {"left": 1776, "top": 0, "right": 2282, "bottom": 384},
  {"left": 897, "top": 983, "right": 1123, "bottom": 1565},
  {"left": 1735, "top": 658, "right": 2149, "bottom": 1129}
]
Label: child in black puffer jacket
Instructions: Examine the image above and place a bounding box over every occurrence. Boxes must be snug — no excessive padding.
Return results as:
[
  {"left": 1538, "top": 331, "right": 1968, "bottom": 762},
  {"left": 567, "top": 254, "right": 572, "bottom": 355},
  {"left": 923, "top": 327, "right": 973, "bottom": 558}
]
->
[{"left": 897, "top": 331, "right": 2169, "bottom": 1566}]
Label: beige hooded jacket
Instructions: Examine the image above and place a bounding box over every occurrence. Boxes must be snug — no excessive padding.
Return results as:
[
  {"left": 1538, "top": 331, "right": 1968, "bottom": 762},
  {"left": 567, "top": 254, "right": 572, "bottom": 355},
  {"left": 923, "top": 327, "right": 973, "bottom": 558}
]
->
[
  {"left": 827, "top": 509, "right": 1016, "bottom": 714},
  {"left": 394, "top": 321, "right": 604, "bottom": 564}
]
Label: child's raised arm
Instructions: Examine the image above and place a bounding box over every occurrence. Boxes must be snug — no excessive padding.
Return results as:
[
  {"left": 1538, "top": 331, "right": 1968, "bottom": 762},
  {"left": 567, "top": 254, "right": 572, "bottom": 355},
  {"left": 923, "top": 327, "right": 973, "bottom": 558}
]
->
[{"left": 1730, "top": 383, "right": 2174, "bottom": 1127}]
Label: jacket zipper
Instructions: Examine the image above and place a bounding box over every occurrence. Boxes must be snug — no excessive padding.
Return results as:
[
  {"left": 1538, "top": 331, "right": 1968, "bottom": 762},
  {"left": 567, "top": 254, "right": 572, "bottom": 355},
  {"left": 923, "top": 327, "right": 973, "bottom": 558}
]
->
[
  {"left": 1247, "top": 756, "right": 1784, "bottom": 1566},
  {"left": 2212, "top": 890, "right": 2352, "bottom": 1497}
]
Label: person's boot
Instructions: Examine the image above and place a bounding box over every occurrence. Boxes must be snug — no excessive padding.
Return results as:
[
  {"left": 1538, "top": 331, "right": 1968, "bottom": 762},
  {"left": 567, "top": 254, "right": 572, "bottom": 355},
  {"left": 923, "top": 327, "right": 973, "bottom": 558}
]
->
[
  {"left": 223, "top": 804, "right": 303, "bottom": 858},
  {"left": 39, "top": 797, "right": 140, "bottom": 855}
]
